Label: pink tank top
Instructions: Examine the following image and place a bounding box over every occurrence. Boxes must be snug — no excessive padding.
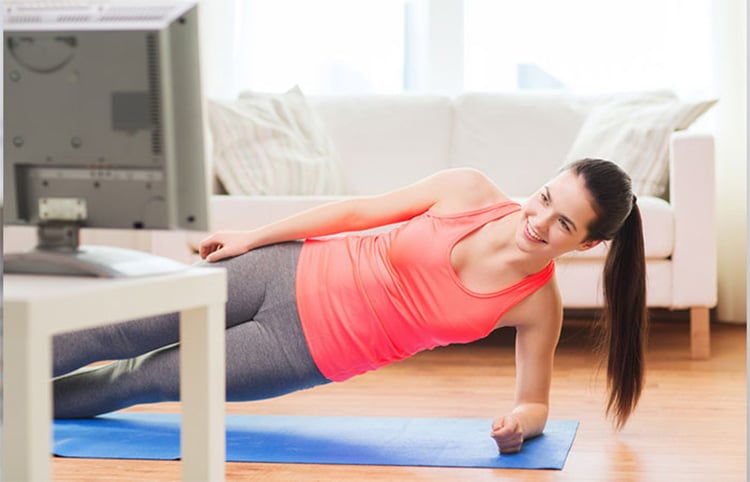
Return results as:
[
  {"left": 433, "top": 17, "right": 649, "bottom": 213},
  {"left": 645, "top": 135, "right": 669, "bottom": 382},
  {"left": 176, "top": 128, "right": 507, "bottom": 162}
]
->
[{"left": 295, "top": 201, "right": 554, "bottom": 382}]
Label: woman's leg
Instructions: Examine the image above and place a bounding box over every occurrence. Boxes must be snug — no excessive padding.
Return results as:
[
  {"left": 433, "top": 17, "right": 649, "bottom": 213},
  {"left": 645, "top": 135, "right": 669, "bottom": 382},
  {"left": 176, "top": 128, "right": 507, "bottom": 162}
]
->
[
  {"left": 54, "top": 241, "right": 330, "bottom": 418},
  {"left": 53, "top": 242, "right": 301, "bottom": 376},
  {"left": 53, "top": 313, "right": 328, "bottom": 418}
]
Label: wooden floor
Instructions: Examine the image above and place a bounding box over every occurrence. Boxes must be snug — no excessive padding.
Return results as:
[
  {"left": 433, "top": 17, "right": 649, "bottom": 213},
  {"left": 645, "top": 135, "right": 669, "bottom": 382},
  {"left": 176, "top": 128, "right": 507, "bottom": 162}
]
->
[{"left": 53, "top": 318, "right": 746, "bottom": 482}]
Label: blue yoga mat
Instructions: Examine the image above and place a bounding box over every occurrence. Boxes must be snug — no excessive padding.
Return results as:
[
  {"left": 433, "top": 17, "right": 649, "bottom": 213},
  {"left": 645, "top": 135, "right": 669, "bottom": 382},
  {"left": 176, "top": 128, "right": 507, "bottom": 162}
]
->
[{"left": 54, "top": 413, "right": 578, "bottom": 470}]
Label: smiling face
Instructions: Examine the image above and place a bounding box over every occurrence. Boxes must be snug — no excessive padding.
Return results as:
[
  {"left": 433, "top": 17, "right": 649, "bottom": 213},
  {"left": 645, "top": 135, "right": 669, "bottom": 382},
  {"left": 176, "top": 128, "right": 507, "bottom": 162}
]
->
[{"left": 515, "top": 169, "right": 600, "bottom": 258}]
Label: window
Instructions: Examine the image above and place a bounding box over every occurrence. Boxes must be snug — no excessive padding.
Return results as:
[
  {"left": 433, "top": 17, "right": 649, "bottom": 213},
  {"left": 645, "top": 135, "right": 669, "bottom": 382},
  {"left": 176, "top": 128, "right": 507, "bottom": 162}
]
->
[
  {"left": 202, "top": 0, "right": 714, "bottom": 98},
  {"left": 463, "top": 0, "right": 714, "bottom": 98}
]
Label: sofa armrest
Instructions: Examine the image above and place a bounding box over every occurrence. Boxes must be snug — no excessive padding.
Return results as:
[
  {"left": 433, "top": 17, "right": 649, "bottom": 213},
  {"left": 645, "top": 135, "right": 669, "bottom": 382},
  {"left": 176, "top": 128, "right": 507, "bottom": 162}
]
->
[{"left": 669, "top": 131, "right": 717, "bottom": 308}]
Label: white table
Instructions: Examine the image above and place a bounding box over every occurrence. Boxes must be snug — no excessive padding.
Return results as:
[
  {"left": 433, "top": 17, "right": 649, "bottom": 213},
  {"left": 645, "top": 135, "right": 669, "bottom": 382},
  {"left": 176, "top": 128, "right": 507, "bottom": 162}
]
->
[{"left": 3, "top": 268, "right": 227, "bottom": 482}]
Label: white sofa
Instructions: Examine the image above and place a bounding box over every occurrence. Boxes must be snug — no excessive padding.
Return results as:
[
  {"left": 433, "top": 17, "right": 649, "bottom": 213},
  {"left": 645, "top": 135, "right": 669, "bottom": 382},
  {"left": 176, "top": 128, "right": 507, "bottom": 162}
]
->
[{"left": 4, "top": 91, "right": 717, "bottom": 358}]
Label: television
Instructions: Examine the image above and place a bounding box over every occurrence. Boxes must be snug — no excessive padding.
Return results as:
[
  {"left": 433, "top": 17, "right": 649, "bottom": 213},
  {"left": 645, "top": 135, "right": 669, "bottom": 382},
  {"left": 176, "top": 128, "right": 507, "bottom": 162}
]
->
[{"left": 3, "top": 1, "right": 211, "bottom": 277}]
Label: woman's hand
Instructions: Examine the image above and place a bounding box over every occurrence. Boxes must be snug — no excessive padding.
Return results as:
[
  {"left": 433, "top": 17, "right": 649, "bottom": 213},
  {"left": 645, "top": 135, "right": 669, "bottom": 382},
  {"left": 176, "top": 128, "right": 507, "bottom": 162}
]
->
[
  {"left": 491, "top": 414, "right": 525, "bottom": 454},
  {"left": 199, "top": 231, "right": 254, "bottom": 262}
]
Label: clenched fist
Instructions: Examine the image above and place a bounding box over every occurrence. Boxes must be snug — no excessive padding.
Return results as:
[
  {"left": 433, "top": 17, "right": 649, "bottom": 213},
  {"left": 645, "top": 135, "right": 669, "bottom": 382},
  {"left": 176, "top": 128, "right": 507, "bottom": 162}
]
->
[{"left": 491, "top": 414, "right": 524, "bottom": 454}]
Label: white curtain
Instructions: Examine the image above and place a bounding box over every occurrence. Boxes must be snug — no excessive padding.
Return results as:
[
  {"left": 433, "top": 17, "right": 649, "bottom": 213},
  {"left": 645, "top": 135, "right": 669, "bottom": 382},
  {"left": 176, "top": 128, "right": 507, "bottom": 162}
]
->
[
  {"left": 710, "top": 0, "right": 747, "bottom": 323},
  {"left": 198, "top": 0, "right": 244, "bottom": 99}
]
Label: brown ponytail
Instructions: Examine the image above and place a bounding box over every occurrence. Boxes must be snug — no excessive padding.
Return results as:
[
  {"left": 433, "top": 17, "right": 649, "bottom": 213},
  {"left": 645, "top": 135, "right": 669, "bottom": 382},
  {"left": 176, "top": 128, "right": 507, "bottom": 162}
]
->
[
  {"left": 563, "top": 159, "right": 649, "bottom": 429},
  {"left": 599, "top": 199, "right": 648, "bottom": 429}
]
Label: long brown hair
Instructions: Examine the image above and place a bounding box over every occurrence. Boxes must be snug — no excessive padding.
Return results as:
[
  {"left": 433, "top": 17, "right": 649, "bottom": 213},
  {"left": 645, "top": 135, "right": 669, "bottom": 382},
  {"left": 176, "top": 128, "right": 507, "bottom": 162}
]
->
[{"left": 565, "top": 158, "right": 648, "bottom": 429}]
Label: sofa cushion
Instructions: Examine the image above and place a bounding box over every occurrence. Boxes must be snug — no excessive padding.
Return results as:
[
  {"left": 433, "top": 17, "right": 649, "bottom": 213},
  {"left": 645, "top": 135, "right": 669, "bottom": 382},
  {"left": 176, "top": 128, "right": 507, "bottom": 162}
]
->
[
  {"left": 565, "top": 95, "right": 717, "bottom": 197},
  {"left": 208, "top": 87, "right": 346, "bottom": 196},
  {"left": 451, "top": 92, "right": 590, "bottom": 197},
  {"left": 309, "top": 95, "right": 454, "bottom": 195}
]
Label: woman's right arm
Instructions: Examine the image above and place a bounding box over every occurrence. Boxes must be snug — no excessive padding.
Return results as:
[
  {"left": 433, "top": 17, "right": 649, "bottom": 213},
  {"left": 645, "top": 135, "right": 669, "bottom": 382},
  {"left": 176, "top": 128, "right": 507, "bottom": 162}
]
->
[{"left": 200, "top": 168, "right": 502, "bottom": 262}]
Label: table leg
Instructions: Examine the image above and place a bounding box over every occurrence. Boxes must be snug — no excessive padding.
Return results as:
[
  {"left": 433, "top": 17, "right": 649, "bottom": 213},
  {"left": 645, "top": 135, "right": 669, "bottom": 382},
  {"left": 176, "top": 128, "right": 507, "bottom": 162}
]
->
[
  {"left": 2, "top": 309, "right": 52, "bottom": 482},
  {"left": 179, "top": 303, "right": 226, "bottom": 481}
]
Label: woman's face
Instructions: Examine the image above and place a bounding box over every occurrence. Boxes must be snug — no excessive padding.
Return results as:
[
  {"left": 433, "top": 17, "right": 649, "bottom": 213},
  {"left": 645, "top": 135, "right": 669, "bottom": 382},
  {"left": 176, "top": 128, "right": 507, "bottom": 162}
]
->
[{"left": 516, "top": 169, "right": 600, "bottom": 258}]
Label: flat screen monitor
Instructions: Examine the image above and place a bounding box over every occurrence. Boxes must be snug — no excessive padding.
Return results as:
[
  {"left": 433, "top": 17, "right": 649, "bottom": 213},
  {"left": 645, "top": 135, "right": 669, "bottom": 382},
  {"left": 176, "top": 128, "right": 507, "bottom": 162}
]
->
[{"left": 4, "top": 1, "right": 211, "bottom": 277}]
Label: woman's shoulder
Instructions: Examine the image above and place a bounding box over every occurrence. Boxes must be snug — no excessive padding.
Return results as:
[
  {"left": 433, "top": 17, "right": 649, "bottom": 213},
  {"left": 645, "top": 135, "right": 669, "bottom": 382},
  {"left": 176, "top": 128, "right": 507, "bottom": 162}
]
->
[
  {"left": 442, "top": 168, "right": 503, "bottom": 193},
  {"left": 430, "top": 168, "right": 513, "bottom": 213}
]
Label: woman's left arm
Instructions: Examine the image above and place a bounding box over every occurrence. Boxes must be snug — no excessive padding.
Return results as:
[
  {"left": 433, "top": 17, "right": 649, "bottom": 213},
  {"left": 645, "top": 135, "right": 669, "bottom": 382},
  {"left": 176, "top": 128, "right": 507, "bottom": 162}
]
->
[
  {"left": 491, "top": 285, "right": 563, "bottom": 454},
  {"left": 200, "top": 168, "right": 503, "bottom": 262}
]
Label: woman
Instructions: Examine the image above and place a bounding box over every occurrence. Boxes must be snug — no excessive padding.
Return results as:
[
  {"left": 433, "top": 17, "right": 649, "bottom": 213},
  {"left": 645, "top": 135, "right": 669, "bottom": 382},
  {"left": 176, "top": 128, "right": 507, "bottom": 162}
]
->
[{"left": 53, "top": 158, "right": 647, "bottom": 454}]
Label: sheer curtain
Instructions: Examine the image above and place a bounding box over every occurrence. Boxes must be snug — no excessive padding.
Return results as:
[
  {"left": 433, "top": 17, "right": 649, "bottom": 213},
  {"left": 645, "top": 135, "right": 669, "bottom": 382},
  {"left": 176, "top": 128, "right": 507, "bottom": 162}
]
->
[
  {"left": 709, "top": 0, "right": 746, "bottom": 324},
  {"left": 199, "top": 0, "right": 407, "bottom": 99},
  {"left": 198, "top": 0, "right": 245, "bottom": 99}
]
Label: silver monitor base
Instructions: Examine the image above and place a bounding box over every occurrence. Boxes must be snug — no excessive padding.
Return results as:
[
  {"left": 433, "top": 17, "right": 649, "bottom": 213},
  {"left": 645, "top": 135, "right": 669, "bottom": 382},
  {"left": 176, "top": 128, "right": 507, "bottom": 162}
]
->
[{"left": 4, "top": 245, "right": 190, "bottom": 278}]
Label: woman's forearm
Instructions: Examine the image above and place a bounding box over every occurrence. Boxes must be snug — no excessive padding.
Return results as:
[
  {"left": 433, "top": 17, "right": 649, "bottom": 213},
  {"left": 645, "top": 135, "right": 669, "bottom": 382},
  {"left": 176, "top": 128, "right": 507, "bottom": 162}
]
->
[{"left": 246, "top": 197, "right": 375, "bottom": 249}]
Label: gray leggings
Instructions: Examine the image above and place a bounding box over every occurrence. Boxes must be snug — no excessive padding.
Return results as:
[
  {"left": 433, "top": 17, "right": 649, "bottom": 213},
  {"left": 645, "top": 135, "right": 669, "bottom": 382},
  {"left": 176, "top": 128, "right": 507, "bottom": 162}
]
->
[{"left": 53, "top": 241, "right": 330, "bottom": 418}]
